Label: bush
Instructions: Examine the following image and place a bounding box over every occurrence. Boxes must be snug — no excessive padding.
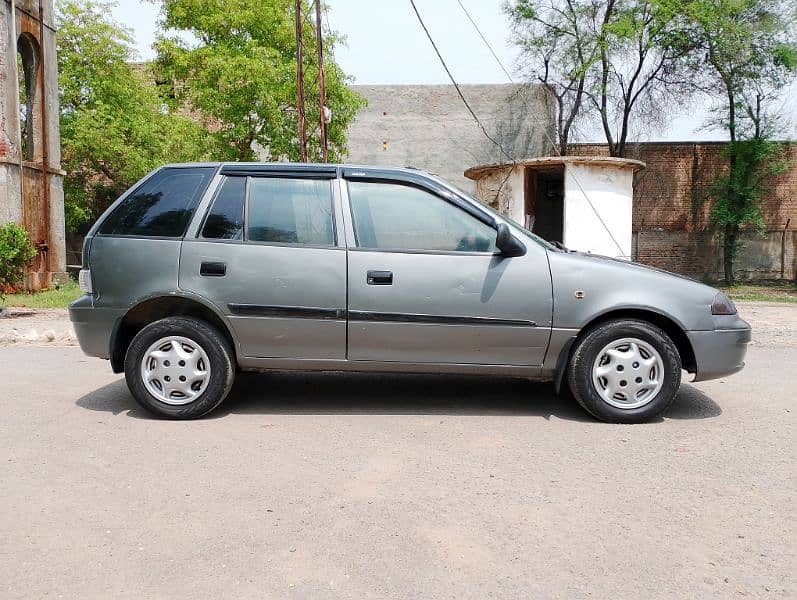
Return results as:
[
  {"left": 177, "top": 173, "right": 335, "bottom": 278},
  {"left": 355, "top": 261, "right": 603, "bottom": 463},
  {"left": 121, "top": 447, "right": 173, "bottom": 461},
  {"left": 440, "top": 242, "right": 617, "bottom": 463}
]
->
[{"left": 0, "top": 223, "right": 37, "bottom": 297}]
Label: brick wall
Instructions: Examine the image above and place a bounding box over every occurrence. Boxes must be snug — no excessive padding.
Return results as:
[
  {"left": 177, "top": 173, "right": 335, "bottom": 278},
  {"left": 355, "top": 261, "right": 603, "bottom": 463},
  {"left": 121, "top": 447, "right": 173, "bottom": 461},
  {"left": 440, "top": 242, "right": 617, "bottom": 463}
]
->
[{"left": 571, "top": 142, "right": 797, "bottom": 281}]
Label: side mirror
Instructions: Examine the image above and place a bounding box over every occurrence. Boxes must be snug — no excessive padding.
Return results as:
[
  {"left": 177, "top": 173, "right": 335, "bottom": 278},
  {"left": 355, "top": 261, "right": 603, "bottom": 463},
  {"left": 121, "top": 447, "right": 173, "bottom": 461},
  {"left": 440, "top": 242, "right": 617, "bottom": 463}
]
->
[{"left": 495, "top": 223, "right": 526, "bottom": 257}]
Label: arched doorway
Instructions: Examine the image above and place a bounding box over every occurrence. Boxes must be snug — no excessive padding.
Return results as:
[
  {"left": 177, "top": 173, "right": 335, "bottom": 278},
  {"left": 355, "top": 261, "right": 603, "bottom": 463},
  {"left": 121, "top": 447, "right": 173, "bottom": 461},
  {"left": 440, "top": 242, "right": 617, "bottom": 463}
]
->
[{"left": 17, "top": 32, "right": 40, "bottom": 161}]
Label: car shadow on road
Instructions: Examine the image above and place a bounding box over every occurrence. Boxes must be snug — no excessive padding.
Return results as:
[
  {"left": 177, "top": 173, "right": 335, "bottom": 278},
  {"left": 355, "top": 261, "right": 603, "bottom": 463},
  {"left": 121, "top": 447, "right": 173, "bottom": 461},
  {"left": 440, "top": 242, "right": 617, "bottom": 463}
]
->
[{"left": 75, "top": 371, "right": 722, "bottom": 422}]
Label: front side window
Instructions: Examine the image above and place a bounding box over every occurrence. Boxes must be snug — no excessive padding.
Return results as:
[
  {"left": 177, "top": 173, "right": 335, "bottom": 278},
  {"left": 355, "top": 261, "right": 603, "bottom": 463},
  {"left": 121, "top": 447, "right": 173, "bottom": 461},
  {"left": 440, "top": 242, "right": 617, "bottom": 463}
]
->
[
  {"left": 99, "top": 167, "right": 215, "bottom": 237},
  {"left": 247, "top": 178, "right": 335, "bottom": 246},
  {"left": 347, "top": 181, "right": 497, "bottom": 252}
]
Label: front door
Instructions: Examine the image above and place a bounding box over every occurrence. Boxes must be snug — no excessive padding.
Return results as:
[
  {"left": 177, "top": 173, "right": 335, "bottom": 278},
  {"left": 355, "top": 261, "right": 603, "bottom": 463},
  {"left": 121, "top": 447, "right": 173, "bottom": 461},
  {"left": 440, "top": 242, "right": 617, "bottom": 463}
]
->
[
  {"left": 180, "top": 171, "right": 347, "bottom": 359},
  {"left": 343, "top": 177, "right": 552, "bottom": 366}
]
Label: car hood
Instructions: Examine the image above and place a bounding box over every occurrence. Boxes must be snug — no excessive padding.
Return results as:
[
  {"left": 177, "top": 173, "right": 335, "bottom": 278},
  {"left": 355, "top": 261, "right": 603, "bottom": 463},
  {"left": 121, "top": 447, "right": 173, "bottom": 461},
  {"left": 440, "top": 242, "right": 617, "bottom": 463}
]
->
[
  {"left": 567, "top": 250, "right": 706, "bottom": 284},
  {"left": 545, "top": 249, "right": 721, "bottom": 331}
]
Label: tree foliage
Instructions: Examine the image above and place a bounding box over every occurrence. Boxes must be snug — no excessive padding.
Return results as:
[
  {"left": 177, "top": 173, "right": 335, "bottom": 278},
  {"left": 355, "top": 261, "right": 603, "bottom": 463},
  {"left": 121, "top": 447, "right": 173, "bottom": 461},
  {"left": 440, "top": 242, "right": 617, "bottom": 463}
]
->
[
  {"left": 56, "top": 0, "right": 213, "bottom": 233},
  {"left": 506, "top": 0, "right": 692, "bottom": 156},
  {"left": 507, "top": 0, "right": 796, "bottom": 283},
  {"left": 153, "top": 0, "right": 365, "bottom": 162},
  {"left": 0, "top": 223, "right": 37, "bottom": 297},
  {"left": 708, "top": 139, "right": 787, "bottom": 235},
  {"left": 505, "top": 0, "right": 595, "bottom": 154},
  {"left": 684, "top": 0, "right": 797, "bottom": 283}
]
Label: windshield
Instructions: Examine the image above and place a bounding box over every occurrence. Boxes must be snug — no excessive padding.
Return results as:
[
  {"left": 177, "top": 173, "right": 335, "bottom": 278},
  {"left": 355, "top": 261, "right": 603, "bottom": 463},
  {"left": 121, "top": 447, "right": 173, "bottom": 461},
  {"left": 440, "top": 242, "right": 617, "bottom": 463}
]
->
[{"left": 426, "top": 173, "right": 561, "bottom": 252}]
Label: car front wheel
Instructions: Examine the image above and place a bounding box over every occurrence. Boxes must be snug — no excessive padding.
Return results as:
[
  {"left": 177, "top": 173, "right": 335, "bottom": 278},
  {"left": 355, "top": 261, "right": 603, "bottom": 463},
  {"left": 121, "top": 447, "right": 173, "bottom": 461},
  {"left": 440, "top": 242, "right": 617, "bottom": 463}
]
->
[
  {"left": 124, "top": 317, "right": 235, "bottom": 419},
  {"left": 567, "top": 319, "right": 681, "bottom": 423}
]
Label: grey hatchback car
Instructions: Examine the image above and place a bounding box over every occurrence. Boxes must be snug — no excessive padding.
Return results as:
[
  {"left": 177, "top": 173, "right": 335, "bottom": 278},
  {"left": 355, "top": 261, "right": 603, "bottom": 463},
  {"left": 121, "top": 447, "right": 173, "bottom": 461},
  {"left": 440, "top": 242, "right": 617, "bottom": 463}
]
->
[{"left": 69, "top": 163, "right": 750, "bottom": 422}]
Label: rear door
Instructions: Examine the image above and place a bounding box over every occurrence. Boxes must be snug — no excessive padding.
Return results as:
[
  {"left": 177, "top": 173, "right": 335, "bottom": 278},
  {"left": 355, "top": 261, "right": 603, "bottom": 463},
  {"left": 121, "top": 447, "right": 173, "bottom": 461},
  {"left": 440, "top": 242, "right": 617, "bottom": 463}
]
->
[
  {"left": 179, "top": 166, "right": 347, "bottom": 359},
  {"left": 342, "top": 173, "right": 552, "bottom": 366}
]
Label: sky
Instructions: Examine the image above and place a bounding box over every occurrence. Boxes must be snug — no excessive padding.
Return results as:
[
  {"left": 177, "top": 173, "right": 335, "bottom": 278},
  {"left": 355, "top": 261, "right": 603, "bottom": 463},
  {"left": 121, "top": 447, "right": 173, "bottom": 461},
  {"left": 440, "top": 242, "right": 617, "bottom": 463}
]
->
[{"left": 110, "top": 0, "right": 796, "bottom": 143}]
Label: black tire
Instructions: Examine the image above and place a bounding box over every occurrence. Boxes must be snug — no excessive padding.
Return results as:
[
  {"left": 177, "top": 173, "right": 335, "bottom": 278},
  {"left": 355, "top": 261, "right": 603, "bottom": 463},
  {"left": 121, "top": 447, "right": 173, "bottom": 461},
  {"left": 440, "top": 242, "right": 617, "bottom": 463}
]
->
[
  {"left": 567, "top": 319, "right": 681, "bottom": 423},
  {"left": 124, "top": 316, "right": 235, "bottom": 419}
]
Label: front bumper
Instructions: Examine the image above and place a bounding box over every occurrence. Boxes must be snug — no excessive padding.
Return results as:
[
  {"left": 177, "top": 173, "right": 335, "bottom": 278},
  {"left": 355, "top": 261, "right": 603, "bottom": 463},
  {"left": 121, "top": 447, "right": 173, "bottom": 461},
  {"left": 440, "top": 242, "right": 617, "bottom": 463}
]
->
[
  {"left": 68, "top": 295, "right": 124, "bottom": 359},
  {"left": 687, "top": 322, "right": 752, "bottom": 382}
]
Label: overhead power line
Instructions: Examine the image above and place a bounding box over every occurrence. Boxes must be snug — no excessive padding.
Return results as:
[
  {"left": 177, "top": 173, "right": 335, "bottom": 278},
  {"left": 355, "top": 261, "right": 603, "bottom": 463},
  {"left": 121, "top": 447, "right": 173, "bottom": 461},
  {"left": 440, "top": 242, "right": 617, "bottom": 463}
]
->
[
  {"left": 294, "top": 0, "right": 308, "bottom": 162},
  {"left": 455, "top": 0, "right": 514, "bottom": 83},
  {"left": 409, "top": 0, "right": 515, "bottom": 165},
  {"left": 410, "top": 0, "right": 628, "bottom": 259}
]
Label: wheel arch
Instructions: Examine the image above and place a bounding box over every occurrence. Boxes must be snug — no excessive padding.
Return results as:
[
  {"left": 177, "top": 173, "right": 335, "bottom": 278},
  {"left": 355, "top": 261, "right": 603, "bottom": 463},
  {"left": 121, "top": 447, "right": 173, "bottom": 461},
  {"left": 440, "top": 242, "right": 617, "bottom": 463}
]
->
[
  {"left": 110, "top": 295, "right": 237, "bottom": 373},
  {"left": 555, "top": 308, "right": 697, "bottom": 394}
]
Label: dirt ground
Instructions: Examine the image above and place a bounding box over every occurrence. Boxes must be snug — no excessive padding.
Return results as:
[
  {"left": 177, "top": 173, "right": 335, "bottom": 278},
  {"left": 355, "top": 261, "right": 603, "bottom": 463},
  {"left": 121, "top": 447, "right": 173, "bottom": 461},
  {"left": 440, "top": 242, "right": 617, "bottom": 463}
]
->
[
  {"left": 0, "top": 302, "right": 794, "bottom": 599},
  {"left": 0, "top": 308, "right": 77, "bottom": 346}
]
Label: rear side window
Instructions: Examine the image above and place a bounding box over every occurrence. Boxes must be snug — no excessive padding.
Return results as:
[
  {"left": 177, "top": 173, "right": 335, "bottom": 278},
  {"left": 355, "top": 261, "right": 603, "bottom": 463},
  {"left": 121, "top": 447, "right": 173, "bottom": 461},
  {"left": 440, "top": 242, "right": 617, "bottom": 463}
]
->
[
  {"left": 247, "top": 178, "right": 334, "bottom": 246},
  {"left": 201, "top": 176, "right": 245, "bottom": 240},
  {"left": 99, "top": 167, "right": 215, "bottom": 237}
]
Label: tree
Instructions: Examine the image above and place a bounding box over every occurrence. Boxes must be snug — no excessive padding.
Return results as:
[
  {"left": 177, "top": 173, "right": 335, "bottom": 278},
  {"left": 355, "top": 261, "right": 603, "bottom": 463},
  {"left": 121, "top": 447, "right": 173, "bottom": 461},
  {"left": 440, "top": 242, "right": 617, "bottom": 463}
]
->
[
  {"left": 506, "top": 0, "right": 597, "bottom": 155},
  {"left": 56, "top": 0, "right": 212, "bottom": 233},
  {"left": 682, "top": 0, "right": 797, "bottom": 284},
  {"left": 591, "top": 0, "right": 693, "bottom": 157},
  {"left": 505, "top": 0, "right": 692, "bottom": 157},
  {"left": 153, "top": 0, "right": 365, "bottom": 162}
]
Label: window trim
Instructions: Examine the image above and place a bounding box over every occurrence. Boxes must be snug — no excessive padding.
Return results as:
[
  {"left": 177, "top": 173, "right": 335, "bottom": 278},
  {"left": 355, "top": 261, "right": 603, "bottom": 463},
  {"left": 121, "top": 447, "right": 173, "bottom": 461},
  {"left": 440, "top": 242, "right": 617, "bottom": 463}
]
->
[
  {"left": 197, "top": 174, "right": 247, "bottom": 242},
  {"left": 219, "top": 164, "right": 338, "bottom": 179},
  {"left": 194, "top": 174, "right": 339, "bottom": 248},
  {"left": 343, "top": 169, "right": 498, "bottom": 227},
  {"left": 244, "top": 176, "right": 337, "bottom": 247},
  {"left": 344, "top": 179, "right": 500, "bottom": 255}
]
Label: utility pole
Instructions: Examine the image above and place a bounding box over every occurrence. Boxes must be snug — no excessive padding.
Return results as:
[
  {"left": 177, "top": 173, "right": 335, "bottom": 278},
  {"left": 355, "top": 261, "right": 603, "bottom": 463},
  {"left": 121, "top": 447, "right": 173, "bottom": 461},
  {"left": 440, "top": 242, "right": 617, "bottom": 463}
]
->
[
  {"left": 294, "top": 0, "right": 308, "bottom": 161},
  {"left": 314, "top": 0, "right": 329, "bottom": 162}
]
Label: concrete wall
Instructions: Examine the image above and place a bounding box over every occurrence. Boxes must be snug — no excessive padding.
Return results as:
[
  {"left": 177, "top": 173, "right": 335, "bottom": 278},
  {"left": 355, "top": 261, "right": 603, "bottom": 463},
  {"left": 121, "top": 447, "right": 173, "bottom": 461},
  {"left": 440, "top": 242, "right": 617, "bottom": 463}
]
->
[
  {"left": 346, "top": 84, "right": 555, "bottom": 192},
  {"left": 564, "top": 163, "right": 634, "bottom": 260}
]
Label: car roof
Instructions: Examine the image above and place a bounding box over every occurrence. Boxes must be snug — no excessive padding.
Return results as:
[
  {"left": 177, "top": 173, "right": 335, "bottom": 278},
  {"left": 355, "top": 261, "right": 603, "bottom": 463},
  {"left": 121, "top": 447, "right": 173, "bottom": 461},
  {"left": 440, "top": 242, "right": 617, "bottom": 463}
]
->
[{"left": 160, "top": 162, "right": 431, "bottom": 178}]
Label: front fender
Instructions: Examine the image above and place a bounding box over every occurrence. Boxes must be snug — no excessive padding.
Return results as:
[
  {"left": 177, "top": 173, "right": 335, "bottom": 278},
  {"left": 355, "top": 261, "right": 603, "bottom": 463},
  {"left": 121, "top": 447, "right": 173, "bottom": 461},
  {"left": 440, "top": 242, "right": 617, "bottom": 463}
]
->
[{"left": 547, "top": 251, "right": 718, "bottom": 331}]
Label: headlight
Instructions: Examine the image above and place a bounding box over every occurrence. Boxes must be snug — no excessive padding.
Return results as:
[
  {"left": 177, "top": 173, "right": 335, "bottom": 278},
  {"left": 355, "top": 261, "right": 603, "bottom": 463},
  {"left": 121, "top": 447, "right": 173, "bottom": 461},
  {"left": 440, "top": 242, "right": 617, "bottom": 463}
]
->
[{"left": 711, "top": 292, "right": 736, "bottom": 315}]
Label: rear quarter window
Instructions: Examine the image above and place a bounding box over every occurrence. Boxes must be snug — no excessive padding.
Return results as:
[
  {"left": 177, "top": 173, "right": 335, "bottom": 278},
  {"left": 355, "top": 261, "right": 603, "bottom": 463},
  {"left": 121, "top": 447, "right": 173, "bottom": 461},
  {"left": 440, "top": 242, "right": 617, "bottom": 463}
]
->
[{"left": 99, "top": 167, "right": 216, "bottom": 237}]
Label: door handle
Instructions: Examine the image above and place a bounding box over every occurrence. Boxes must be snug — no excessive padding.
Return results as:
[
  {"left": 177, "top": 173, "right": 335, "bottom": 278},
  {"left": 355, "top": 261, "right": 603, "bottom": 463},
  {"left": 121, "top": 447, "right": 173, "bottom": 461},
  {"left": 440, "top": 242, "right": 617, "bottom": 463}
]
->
[
  {"left": 200, "top": 261, "right": 226, "bottom": 277},
  {"left": 367, "top": 270, "right": 393, "bottom": 285}
]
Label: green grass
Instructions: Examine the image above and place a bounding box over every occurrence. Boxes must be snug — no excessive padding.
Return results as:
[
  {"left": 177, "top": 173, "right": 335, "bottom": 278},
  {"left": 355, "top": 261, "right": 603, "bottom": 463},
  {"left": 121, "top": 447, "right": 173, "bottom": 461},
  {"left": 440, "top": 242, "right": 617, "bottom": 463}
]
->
[
  {"left": 722, "top": 283, "right": 797, "bottom": 303},
  {"left": 1, "top": 280, "right": 82, "bottom": 309}
]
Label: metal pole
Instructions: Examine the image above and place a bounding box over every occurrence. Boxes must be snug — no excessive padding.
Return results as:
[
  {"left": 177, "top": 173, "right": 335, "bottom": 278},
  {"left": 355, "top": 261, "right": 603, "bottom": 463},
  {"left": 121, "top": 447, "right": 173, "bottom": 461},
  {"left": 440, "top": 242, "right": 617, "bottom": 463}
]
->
[
  {"left": 314, "top": 0, "right": 328, "bottom": 162},
  {"left": 294, "top": 0, "right": 308, "bottom": 162},
  {"left": 781, "top": 218, "right": 790, "bottom": 280},
  {"left": 39, "top": 0, "right": 51, "bottom": 282}
]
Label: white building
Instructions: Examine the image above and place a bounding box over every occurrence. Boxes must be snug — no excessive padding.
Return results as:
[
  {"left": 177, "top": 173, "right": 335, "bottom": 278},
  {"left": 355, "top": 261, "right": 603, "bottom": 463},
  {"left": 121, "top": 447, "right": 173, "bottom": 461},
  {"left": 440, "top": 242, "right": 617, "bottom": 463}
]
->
[{"left": 465, "top": 157, "right": 645, "bottom": 260}]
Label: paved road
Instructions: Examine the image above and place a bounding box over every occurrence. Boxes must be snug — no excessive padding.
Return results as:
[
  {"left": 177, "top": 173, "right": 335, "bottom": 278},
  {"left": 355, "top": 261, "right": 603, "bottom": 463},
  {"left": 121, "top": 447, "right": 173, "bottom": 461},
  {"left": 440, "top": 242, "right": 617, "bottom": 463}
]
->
[{"left": 0, "top": 341, "right": 794, "bottom": 598}]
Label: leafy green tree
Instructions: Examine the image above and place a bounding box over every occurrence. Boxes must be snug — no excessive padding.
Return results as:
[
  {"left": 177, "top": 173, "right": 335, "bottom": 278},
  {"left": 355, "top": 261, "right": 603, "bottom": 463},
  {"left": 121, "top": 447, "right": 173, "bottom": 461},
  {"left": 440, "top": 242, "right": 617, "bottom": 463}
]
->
[
  {"left": 57, "top": 0, "right": 213, "bottom": 233},
  {"left": 153, "top": 0, "right": 365, "bottom": 162},
  {"left": 682, "top": 0, "right": 797, "bottom": 283}
]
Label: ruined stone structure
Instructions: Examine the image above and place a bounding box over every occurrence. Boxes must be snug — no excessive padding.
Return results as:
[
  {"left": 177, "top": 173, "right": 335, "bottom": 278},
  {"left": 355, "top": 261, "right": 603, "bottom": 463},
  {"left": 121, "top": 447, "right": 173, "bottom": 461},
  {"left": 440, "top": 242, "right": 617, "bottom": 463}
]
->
[{"left": 1, "top": 0, "right": 65, "bottom": 289}]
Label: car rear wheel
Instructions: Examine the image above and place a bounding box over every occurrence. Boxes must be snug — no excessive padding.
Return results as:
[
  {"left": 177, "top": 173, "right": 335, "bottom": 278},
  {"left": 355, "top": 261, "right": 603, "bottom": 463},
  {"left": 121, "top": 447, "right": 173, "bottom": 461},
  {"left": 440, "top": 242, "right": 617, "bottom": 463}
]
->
[
  {"left": 124, "top": 317, "right": 235, "bottom": 419},
  {"left": 567, "top": 319, "right": 681, "bottom": 423}
]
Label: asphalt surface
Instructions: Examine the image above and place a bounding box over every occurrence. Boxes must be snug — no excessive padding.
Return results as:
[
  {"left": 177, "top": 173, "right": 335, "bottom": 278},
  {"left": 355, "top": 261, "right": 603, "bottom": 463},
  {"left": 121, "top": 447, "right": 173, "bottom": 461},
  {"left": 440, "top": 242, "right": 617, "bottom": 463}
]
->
[{"left": 0, "top": 314, "right": 795, "bottom": 598}]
